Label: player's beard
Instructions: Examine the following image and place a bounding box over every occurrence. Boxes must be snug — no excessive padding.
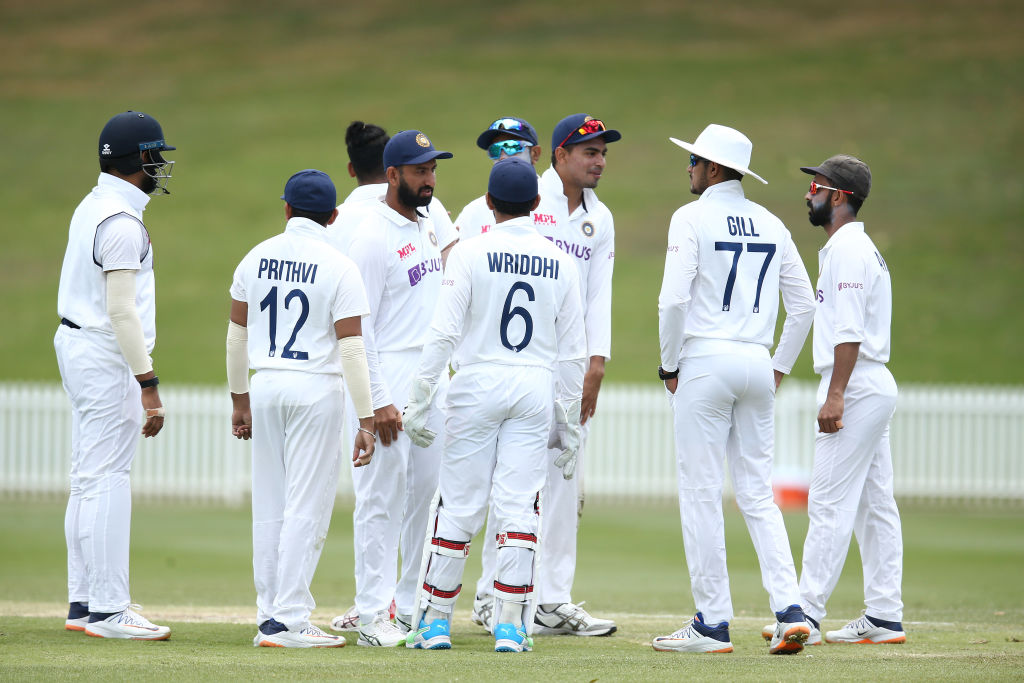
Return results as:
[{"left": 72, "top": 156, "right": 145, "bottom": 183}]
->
[
  {"left": 397, "top": 177, "right": 432, "bottom": 208},
  {"left": 140, "top": 172, "right": 157, "bottom": 195},
  {"left": 807, "top": 195, "right": 832, "bottom": 227}
]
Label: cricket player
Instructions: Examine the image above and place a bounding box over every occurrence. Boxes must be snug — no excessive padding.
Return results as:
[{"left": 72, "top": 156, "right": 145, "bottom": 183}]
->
[
  {"left": 795, "top": 154, "right": 905, "bottom": 645},
  {"left": 55, "top": 111, "right": 174, "bottom": 640},
  {"left": 404, "top": 156, "right": 586, "bottom": 653},
  {"left": 327, "top": 121, "right": 459, "bottom": 635},
  {"left": 330, "top": 130, "right": 454, "bottom": 647},
  {"left": 228, "top": 169, "right": 376, "bottom": 648},
  {"left": 654, "top": 124, "right": 816, "bottom": 654},
  {"left": 460, "top": 114, "right": 620, "bottom": 637}
]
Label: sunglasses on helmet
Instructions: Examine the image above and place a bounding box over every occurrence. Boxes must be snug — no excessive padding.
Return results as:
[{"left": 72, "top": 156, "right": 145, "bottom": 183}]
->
[{"left": 488, "top": 117, "right": 528, "bottom": 133}]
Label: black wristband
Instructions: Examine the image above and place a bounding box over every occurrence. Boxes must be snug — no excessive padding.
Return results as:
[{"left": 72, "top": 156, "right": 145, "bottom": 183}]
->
[
  {"left": 139, "top": 376, "right": 159, "bottom": 389},
  {"left": 658, "top": 366, "right": 679, "bottom": 381}
]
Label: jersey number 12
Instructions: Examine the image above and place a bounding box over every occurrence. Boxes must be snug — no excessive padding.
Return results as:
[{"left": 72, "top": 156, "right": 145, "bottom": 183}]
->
[{"left": 259, "top": 286, "right": 310, "bottom": 360}]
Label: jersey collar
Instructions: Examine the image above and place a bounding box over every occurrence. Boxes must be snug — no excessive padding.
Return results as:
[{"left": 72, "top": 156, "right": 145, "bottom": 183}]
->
[
  {"left": 284, "top": 216, "right": 330, "bottom": 240},
  {"left": 96, "top": 172, "right": 151, "bottom": 213},
  {"left": 820, "top": 221, "right": 865, "bottom": 254},
  {"left": 371, "top": 197, "right": 427, "bottom": 227},
  {"left": 343, "top": 182, "right": 387, "bottom": 205},
  {"left": 539, "top": 166, "right": 594, "bottom": 216},
  {"left": 699, "top": 179, "right": 745, "bottom": 201}
]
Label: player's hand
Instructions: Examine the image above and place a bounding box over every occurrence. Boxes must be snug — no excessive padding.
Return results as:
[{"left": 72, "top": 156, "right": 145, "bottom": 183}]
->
[
  {"left": 230, "top": 392, "right": 252, "bottom": 440},
  {"left": 580, "top": 362, "right": 605, "bottom": 425},
  {"left": 817, "top": 393, "right": 845, "bottom": 433},
  {"left": 140, "top": 386, "right": 165, "bottom": 438},
  {"left": 774, "top": 369, "right": 785, "bottom": 391},
  {"left": 664, "top": 377, "right": 678, "bottom": 395},
  {"left": 403, "top": 378, "right": 438, "bottom": 448},
  {"left": 353, "top": 419, "right": 375, "bottom": 467},
  {"left": 373, "top": 404, "right": 403, "bottom": 446}
]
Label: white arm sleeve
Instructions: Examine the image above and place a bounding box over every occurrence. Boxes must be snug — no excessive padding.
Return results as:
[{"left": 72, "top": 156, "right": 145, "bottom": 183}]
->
[
  {"left": 584, "top": 214, "right": 615, "bottom": 360},
  {"left": 555, "top": 261, "right": 587, "bottom": 404},
  {"left": 347, "top": 228, "right": 392, "bottom": 409},
  {"left": 658, "top": 212, "right": 699, "bottom": 372},
  {"left": 106, "top": 269, "right": 152, "bottom": 376},
  {"left": 339, "top": 336, "right": 374, "bottom": 419},
  {"left": 772, "top": 234, "right": 816, "bottom": 374},
  {"left": 226, "top": 319, "right": 249, "bottom": 394}
]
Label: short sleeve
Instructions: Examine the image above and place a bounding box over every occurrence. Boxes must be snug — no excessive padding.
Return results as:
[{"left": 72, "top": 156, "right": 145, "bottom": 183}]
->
[{"left": 95, "top": 214, "right": 148, "bottom": 271}]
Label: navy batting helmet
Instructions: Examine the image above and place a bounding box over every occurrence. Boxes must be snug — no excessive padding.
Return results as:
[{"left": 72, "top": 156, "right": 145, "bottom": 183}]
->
[{"left": 99, "top": 111, "right": 176, "bottom": 192}]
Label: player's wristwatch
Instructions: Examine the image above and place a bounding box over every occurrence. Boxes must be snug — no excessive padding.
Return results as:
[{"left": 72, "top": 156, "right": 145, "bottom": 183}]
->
[
  {"left": 658, "top": 366, "right": 679, "bottom": 381},
  {"left": 139, "top": 375, "right": 159, "bottom": 389}
]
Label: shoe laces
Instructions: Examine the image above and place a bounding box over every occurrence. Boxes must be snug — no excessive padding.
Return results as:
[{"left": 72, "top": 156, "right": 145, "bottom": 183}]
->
[
  {"left": 299, "top": 625, "right": 330, "bottom": 637},
  {"left": 844, "top": 612, "right": 874, "bottom": 631},
  {"left": 116, "top": 604, "right": 153, "bottom": 627}
]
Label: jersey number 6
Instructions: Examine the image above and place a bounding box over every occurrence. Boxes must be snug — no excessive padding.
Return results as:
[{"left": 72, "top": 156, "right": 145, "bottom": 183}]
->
[
  {"left": 259, "top": 285, "right": 310, "bottom": 360},
  {"left": 500, "top": 281, "right": 535, "bottom": 353}
]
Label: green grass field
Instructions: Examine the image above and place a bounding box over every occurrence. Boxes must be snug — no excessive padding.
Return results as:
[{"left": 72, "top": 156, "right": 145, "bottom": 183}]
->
[
  {"left": 2, "top": 499, "right": 1022, "bottom": 680},
  {"left": 1, "top": 0, "right": 1022, "bottom": 386}
]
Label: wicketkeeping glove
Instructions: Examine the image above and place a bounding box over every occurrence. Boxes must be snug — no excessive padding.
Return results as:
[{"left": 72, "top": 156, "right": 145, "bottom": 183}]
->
[
  {"left": 552, "top": 398, "right": 582, "bottom": 480},
  {"left": 403, "top": 378, "right": 438, "bottom": 448}
]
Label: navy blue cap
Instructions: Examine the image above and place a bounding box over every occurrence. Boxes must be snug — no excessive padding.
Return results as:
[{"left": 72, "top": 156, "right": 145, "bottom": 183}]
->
[
  {"left": 488, "top": 157, "right": 539, "bottom": 204},
  {"left": 476, "top": 116, "right": 539, "bottom": 150},
  {"left": 281, "top": 169, "right": 337, "bottom": 213},
  {"left": 552, "top": 113, "right": 621, "bottom": 149},
  {"left": 382, "top": 130, "right": 454, "bottom": 169}
]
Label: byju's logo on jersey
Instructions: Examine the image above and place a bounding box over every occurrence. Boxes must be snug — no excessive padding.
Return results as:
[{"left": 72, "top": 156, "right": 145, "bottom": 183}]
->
[
  {"left": 397, "top": 242, "right": 417, "bottom": 261},
  {"left": 407, "top": 257, "right": 443, "bottom": 287},
  {"left": 101, "top": 144, "right": 112, "bottom": 156}
]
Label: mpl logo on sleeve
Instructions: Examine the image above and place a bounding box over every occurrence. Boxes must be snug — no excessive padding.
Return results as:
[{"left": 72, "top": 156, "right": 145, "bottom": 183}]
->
[{"left": 396, "top": 242, "right": 417, "bottom": 261}]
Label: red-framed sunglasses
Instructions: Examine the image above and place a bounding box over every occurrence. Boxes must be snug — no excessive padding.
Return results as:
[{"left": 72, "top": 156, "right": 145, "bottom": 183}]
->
[
  {"left": 557, "top": 118, "right": 607, "bottom": 149},
  {"left": 809, "top": 181, "right": 853, "bottom": 196}
]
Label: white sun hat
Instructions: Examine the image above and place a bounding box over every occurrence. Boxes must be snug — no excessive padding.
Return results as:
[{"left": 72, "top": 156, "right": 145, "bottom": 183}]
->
[{"left": 669, "top": 124, "right": 767, "bottom": 184}]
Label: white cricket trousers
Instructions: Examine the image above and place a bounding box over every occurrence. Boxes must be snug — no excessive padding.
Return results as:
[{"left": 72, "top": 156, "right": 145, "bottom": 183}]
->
[
  {"left": 251, "top": 370, "right": 345, "bottom": 631},
  {"left": 670, "top": 342, "right": 802, "bottom": 624},
  {"left": 423, "top": 364, "right": 550, "bottom": 614},
  {"left": 800, "top": 361, "right": 902, "bottom": 623},
  {"left": 476, "top": 422, "right": 589, "bottom": 605},
  {"left": 54, "top": 325, "right": 140, "bottom": 613},
  {"left": 351, "top": 350, "right": 445, "bottom": 622}
]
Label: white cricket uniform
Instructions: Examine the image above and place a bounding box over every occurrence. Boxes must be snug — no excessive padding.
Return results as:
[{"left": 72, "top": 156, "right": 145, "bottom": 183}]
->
[
  {"left": 415, "top": 216, "right": 586, "bottom": 618},
  {"left": 230, "top": 216, "right": 370, "bottom": 631},
  {"left": 799, "top": 221, "right": 902, "bottom": 624},
  {"left": 328, "top": 183, "right": 458, "bottom": 255},
  {"left": 54, "top": 173, "right": 155, "bottom": 613},
  {"left": 339, "top": 198, "right": 450, "bottom": 623},
  {"left": 467, "top": 167, "right": 615, "bottom": 605},
  {"left": 658, "top": 179, "right": 815, "bottom": 623}
]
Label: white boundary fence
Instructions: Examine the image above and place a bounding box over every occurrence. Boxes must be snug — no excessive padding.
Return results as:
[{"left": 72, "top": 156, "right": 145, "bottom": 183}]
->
[{"left": 1, "top": 381, "right": 1022, "bottom": 505}]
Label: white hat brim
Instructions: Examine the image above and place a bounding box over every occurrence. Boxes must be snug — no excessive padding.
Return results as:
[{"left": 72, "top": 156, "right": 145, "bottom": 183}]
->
[{"left": 669, "top": 137, "right": 767, "bottom": 185}]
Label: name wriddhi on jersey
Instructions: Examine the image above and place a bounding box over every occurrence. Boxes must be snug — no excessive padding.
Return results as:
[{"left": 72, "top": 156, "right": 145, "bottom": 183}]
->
[
  {"left": 257, "top": 258, "right": 318, "bottom": 284},
  {"left": 487, "top": 252, "right": 560, "bottom": 279}
]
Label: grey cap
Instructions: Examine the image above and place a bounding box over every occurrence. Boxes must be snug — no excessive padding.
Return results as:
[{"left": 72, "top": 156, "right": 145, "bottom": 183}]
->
[{"left": 800, "top": 154, "right": 871, "bottom": 200}]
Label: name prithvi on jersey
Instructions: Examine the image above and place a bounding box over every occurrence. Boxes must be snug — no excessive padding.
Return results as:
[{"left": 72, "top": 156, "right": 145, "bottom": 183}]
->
[{"left": 258, "top": 258, "right": 318, "bottom": 284}]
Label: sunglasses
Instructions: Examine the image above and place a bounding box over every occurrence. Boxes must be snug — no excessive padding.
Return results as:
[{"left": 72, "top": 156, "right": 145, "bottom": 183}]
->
[
  {"left": 557, "top": 118, "right": 607, "bottom": 148},
  {"left": 487, "top": 139, "right": 532, "bottom": 160},
  {"left": 488, "top": 117, "right": 528, "bottom": 133},
  {"left": 689, "top": 154, "right": 706, "bottom": 167},
  {"left": 809, "top": 181, "right": 853, "bottom": 196}
]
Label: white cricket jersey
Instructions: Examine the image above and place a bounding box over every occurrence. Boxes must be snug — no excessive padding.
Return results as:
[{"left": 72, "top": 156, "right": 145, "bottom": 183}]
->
[
  {"left": 326, "top": 182, "right": 458, "bottom": 255},
  {"left": 416, "top": 216, "right": 586, "bottom": 380},
  {"left": 812, "top": 222, "right": 892, "bottom": 374},
  {"left": 230, "top": 217, "right": 369, "bottom": 375},
  {"left": 57, "top": 173, "right": 156, "bottom": 355},
  {"left": 459, "top": 168, "right": 614, "bottom": 360},
  {"left": 658, "top": 180, "right": 815, "bottom": 373}
]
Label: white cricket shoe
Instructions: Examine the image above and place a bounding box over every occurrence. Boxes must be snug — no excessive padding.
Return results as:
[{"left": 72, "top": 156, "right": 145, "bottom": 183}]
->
[
  {"left": 533, "top": 602, "right": 617, "bottom": 636},
  {"left": 470, "top": 594, "right": 493, "bottom": 631},
  {"left": 65, "top": 602, "right": 89, "bottom": 632},
  {"left": 395, "top": 613, "right": 413, "bottom": 634},
  {"left": 652, "top": 613, "right": 733, "bottom": 653},
  {"left": 762, "top": 619, "right": 821, "bottom": 646},
  {"left": 255, "top": 623, "right": 345, "bottom": 648},
  {"left": 357, "top": 611, "right": 406, "bottom": 647},
  {"left": 826, "top": 613, "right": 906, "bottom": 644},
  {"left": 764, "top": 605, "right": 810, "bottom": 654},
  {"left": 330, "top": 605, "right": 360, "bottom": 632},
  {"left": 84, "top": 606, "right": 170, "bottom": 641}
]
